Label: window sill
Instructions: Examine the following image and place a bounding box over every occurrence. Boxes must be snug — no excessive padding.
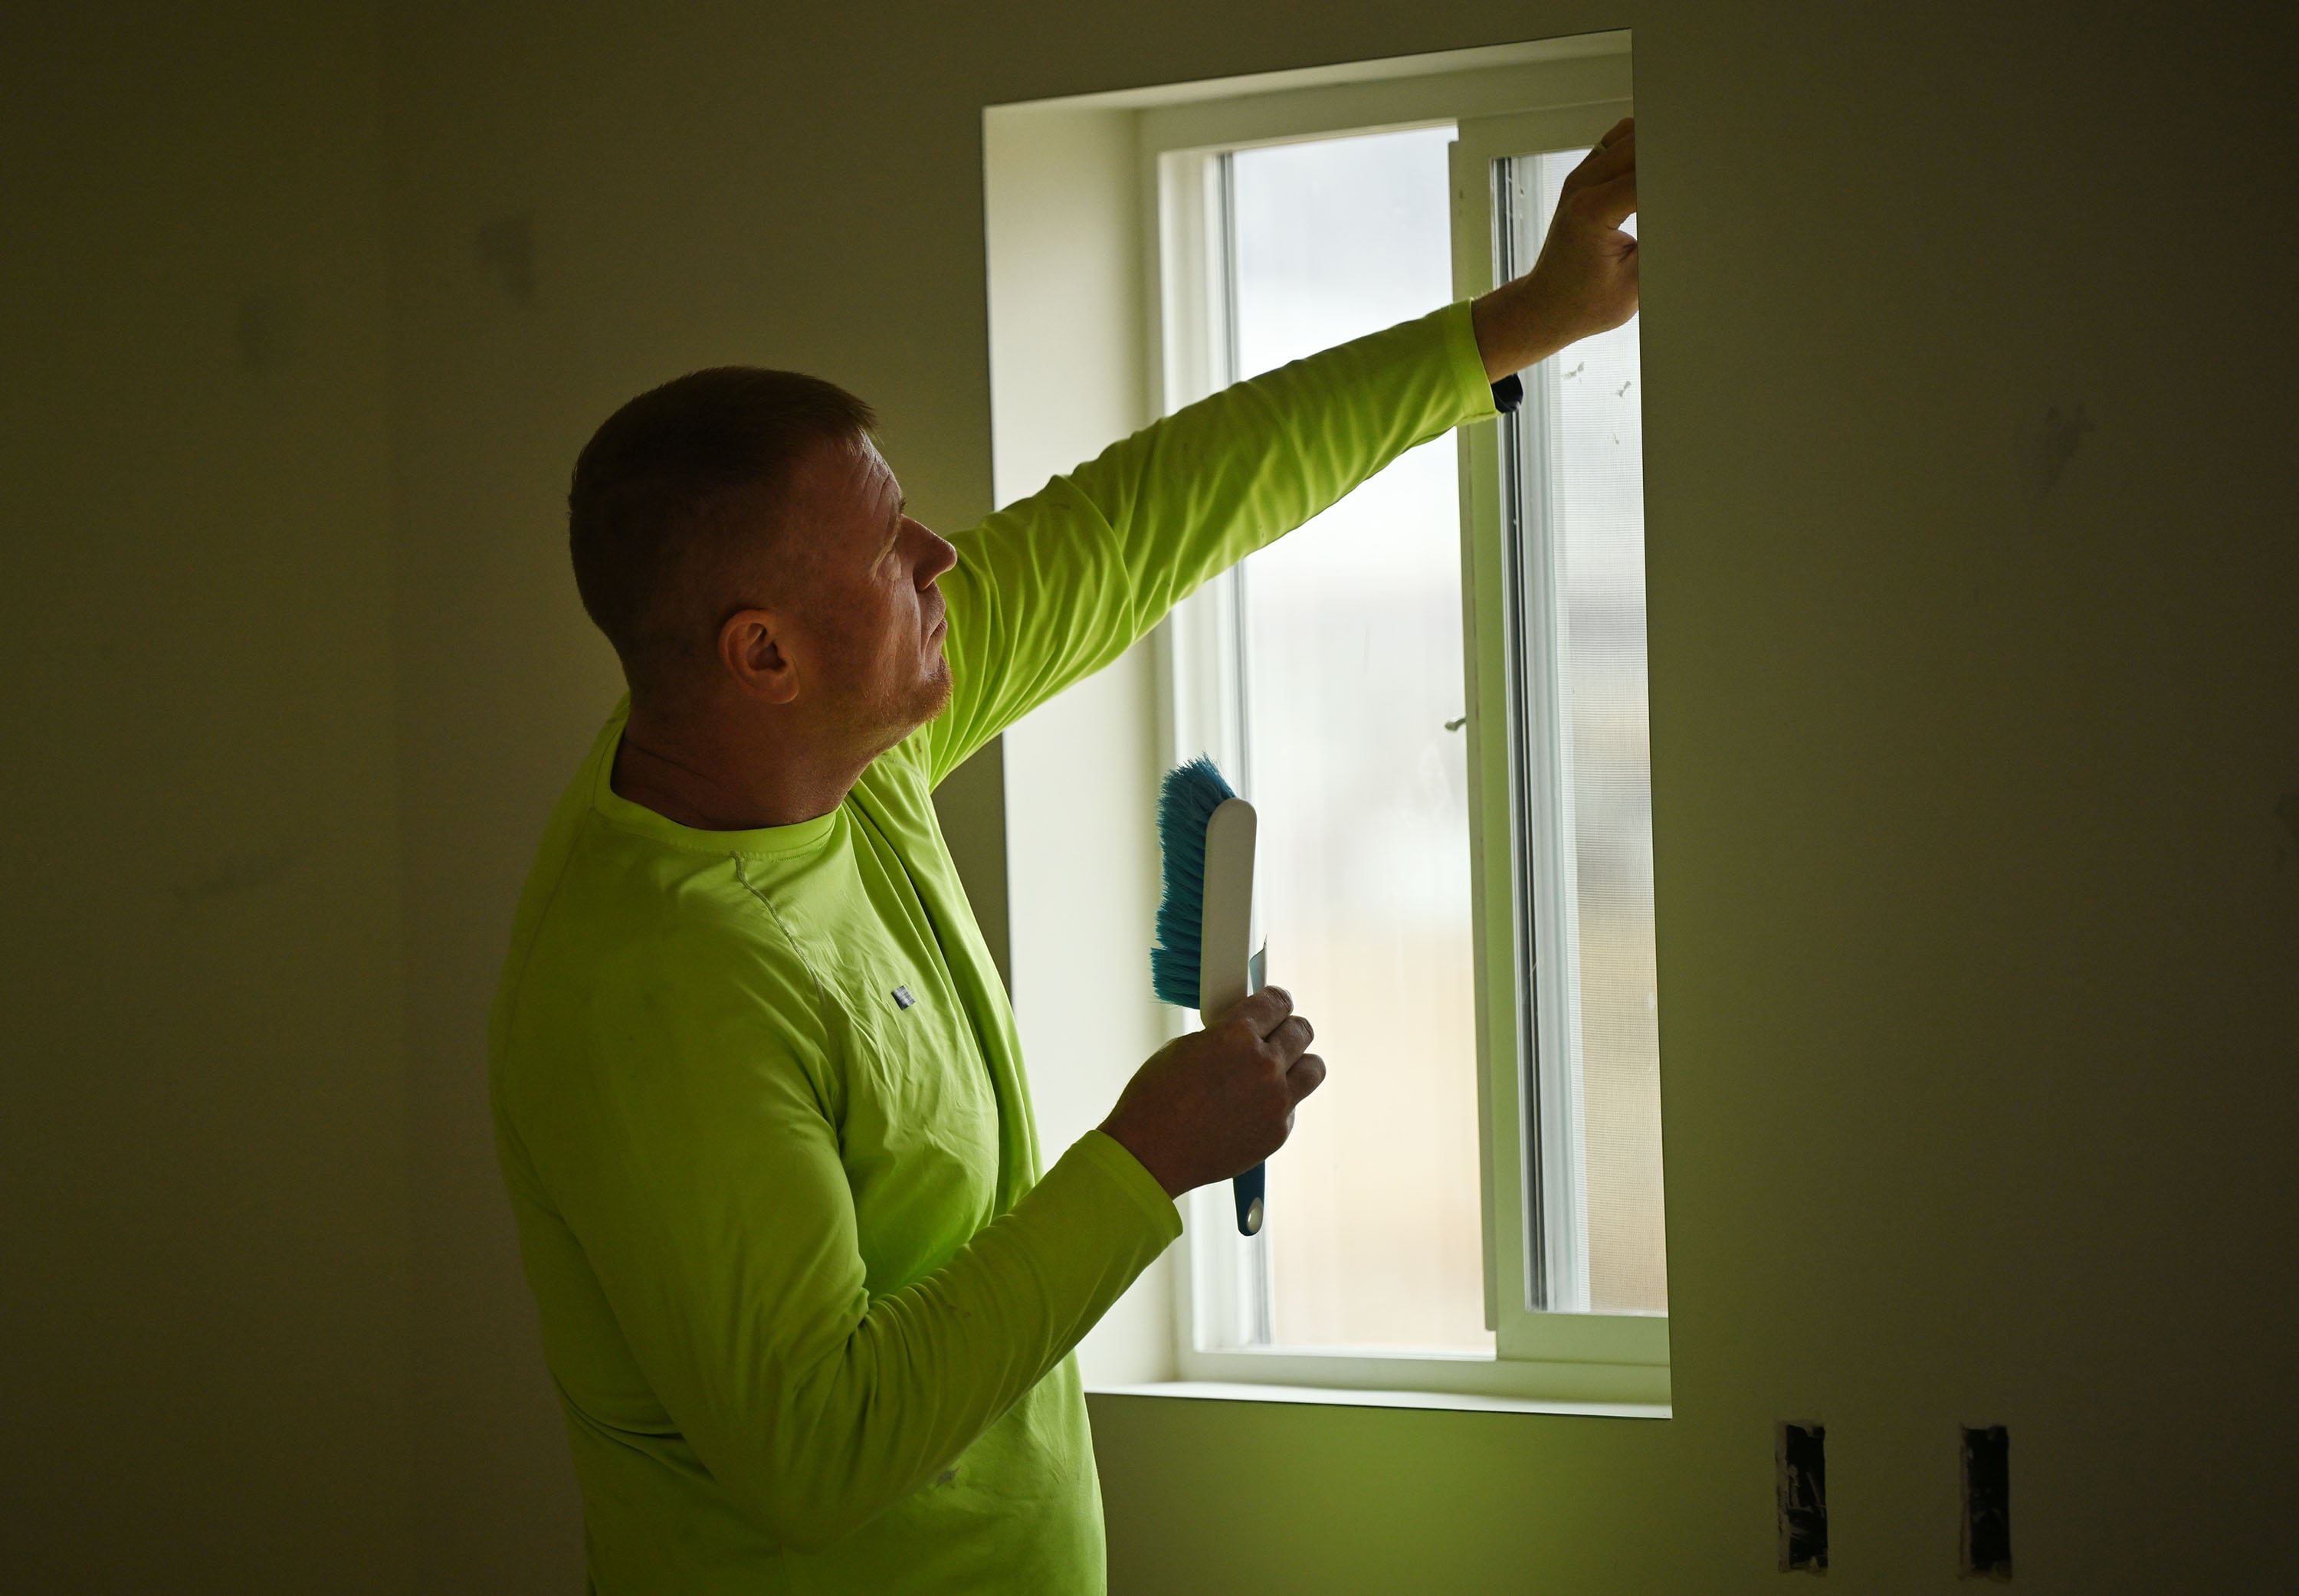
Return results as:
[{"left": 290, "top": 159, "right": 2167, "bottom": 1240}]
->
[
  {"left": 1087, "top": 1380, "right": 1669, "bottom": 1420},
  {"left": 1154, "top": 1332, "right": 1669, "bottom": 1408}
]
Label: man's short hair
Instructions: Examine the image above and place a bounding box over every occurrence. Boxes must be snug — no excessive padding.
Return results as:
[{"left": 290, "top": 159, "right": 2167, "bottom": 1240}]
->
[{"left": 568, "top": 367, "right": 877, "bottom": 696}]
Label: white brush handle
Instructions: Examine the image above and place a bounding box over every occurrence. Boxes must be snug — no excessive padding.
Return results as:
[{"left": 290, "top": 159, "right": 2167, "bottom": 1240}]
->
[
  {"left": 1197, "top": 798, "right": 1256, "bottom": 1020},
  {"left": 1197, "top": 798, "right": 1267, "bottom": 1235}
]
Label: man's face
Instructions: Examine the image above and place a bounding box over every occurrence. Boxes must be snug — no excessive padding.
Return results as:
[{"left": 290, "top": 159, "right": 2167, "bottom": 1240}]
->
[{"left": 776, "top": 434, "right": 956, "bottom": 750}]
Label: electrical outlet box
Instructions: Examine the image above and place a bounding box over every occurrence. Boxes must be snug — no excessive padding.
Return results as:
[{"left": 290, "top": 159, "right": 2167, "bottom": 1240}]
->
[
  {"left": 1960, "top": 1425, "right": 2012, "bottom": 1578},
  {"left": 1776, "top": 1421, "right": 1828, "bottom": 1573}
]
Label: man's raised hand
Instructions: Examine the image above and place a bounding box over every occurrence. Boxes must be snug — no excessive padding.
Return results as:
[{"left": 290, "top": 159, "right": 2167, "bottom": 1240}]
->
[
  {"left": 1097, "top": 986, "right": 1326, "bottom": 1200},
  {"left": 1471, "top": 116, "right": 1639, "bottom": 380}
]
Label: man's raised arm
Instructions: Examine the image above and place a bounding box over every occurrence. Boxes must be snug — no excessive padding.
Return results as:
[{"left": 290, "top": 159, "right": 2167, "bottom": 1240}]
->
[{"left": 923, "top": 120, "right": 1637, "bottom": 784}]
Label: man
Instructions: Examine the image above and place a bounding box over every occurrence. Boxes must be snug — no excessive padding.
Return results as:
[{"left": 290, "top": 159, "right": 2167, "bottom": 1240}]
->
[{"left": 490, "top": 122, "right": 1637, "bottom": 1593}]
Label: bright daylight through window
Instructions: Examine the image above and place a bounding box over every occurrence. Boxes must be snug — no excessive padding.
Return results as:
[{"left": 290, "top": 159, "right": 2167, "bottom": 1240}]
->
[{"left": 1223, "top": 126, "right": 1488, "bottom": 1352}]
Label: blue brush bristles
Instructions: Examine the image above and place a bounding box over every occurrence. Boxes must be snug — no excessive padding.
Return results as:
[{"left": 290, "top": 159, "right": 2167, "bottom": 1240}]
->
[{"left": 1150, "top": 755, "right": 1237, "bottom": 1010}]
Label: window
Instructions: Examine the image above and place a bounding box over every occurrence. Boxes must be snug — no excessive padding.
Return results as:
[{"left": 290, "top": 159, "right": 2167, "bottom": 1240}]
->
[
  {"left": 1155, "top": 40, "right": 1667, "bottom": 1406},
  {"left": 983, "top": 32, "right": 1665, "bottom": 1411}
]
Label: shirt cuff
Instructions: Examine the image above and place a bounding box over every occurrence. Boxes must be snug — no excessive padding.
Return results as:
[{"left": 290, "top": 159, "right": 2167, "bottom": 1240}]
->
[
  {"left": 1438, "top": 298, "right": 1505, "bottom": 425},
  {"left": 1072, "top": 1129, "right": 1184, "bottom": 1245}
]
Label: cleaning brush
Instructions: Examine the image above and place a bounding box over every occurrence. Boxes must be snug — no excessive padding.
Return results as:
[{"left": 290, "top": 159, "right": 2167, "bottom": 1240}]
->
[{"left": 1151, "top": 756, "right": 1269, "bottom": 1236}]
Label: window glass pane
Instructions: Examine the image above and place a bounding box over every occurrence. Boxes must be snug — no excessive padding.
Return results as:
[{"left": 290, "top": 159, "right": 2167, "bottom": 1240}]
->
[
  {"left": 1528, "top": 149, "right": 1666, "bottom": 1314},
  {"left": 1228, "top": 127, "right": 1491, "bottom": 1352}
]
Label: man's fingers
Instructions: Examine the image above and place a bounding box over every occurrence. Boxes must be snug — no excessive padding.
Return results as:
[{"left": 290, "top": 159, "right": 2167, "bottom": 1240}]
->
[
  {"left": 1234, "top": 984, "right": 1294, "bottom": 1037},
  {"left": 1574, "top": 123, "right": 1635, "bottom": 183},
  {"left": 1285, "top": 1052, "right": 1327, "bottom": 1104},
  {"left": 1575, "top": 169, "right": 1639, "bottom": 231},
  {"left": 1264, "top": 1014, "right": 1314, "bottom": 1065}
]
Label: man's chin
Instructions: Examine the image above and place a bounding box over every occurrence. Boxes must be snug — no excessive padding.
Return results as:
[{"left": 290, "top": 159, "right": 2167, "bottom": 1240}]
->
[
  {"left": 851, "top": 664, "right": 958, "bottom": 763},
  {"left": 885, "top": 665, "right": 955, "bottom": 746},
  {"left": 916, "top": 664, "right": 955, "bottom": 725}
]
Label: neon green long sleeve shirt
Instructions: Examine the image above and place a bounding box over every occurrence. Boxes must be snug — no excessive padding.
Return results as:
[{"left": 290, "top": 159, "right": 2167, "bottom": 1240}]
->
[{"left": 489, "top": 300, "right": 1499, "bottom": 1593}]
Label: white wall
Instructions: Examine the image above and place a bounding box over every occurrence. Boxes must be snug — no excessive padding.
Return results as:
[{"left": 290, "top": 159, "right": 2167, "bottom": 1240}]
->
[{"left": 0, "top": 3, "right": 412, "bottom": 1589}]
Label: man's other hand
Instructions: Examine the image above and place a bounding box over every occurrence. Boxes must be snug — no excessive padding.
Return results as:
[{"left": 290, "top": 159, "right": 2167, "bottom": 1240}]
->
[
  {"left": 1471, "top": 116, "right": 1638, "bottom": 380},
  {"left": 1098, "top": 986, "right": 1325, "bottom": 1200}
]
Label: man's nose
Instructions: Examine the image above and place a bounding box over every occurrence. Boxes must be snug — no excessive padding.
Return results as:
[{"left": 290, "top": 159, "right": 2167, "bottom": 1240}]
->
[{"left": 910, "top": 520, "right": 958, "bottom": 583}]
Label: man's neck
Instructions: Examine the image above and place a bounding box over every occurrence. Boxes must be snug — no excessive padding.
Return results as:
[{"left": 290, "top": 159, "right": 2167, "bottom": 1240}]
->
[{"left": 612, "top": 700, "right": 870, "bottom": 832}]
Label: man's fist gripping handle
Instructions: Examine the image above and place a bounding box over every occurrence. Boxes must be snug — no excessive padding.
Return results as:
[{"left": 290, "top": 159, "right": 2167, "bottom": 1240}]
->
[{"left": 1098, "top": 986, "right": 1327, "bottom": 1200}]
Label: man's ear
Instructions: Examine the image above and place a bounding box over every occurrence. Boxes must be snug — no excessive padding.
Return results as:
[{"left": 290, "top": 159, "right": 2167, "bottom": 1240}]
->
[{"left": 718, "top": 608, "right": 801, "bottom": 706}]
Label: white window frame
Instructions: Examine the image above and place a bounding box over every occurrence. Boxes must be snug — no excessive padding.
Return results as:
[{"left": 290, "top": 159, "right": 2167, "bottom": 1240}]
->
[{"left": 1142, "top": 37, "right": 1670, "bottom": 1410}]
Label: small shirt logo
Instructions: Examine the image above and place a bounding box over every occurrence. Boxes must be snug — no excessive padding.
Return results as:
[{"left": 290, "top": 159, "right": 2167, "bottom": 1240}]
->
[{"left": 891, "top": 985, "right": 916, "bottom": 1011}]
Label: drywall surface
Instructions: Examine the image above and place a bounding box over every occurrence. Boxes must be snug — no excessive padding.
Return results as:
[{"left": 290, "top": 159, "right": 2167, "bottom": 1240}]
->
[{"left": 0, "top": 2, "right": 412, "bottom": 1591}]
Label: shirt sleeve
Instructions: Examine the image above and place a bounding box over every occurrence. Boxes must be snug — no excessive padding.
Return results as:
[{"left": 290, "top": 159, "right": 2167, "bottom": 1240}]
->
[
  {"left": 923, "top": 298, "right": 1500, "bottom": 785},
  {"left": 536, "top": 971, "right": 1179, "bottom": 1554}
]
